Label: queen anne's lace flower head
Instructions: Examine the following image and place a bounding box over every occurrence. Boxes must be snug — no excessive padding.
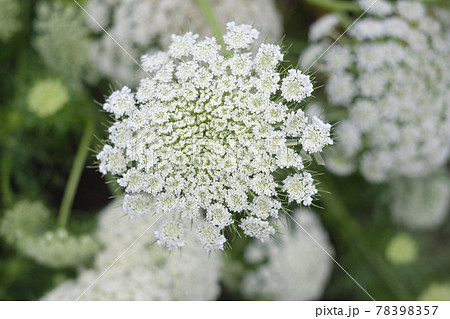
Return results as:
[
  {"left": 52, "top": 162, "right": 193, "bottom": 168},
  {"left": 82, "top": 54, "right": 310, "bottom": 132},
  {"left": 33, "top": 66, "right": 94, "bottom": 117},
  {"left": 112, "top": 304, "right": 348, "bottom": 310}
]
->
[
  {"left": 97, "top": 23, "right": 333, "bottom": 251},
  {"left": 240, "top": 217, "right": 275, "bottom": 242},
  {"left": 154, "top": 219, "right": 185, "bottom": 250},
  {"left": 303, "top": 1, "right": 450, "bottom": 183},
  {"left": 224, "top": 22, "right": 260, "bottom": 50},
  {"left": 0, "top": 200, "right": 99, "bottom": 268},
  {"left": 283, "top": 172, "right": 318, "bottom": 206},
  {"left": 281, "top": 70, "right": 314, "bottom": 103},
  {"left": 0, "top": 200, "right": 50, "bottom": 246},
  {"left": 86, "top": 0, "right": 283, "bottom": 86},
  {"left": 34, "top": 2, "right": 91, "bottom": 89},
  {"left": 196, "top": 221, "right": 227, "bottom": 252},
  {"left": 42, "top": 201, "right": 221, "bottom": 300},
  {"left": 20, "top": 229, "right": 100, "bottom": 268},
  {"left": 241, "top": 209, "right": 334, "bottom": 300}
]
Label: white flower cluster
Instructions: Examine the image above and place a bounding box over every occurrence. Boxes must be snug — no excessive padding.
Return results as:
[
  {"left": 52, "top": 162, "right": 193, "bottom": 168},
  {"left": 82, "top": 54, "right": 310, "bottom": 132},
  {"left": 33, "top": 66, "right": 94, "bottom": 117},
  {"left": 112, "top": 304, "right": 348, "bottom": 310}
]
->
[
  {"left": 0, "top": 0, "right": 21, "bottom": 42},
  {"left": 0, "top": 200, "right": 50, "bottom": 245},
  {"left": 242, "top": 209, "right": 334, "bottom": 300},
  {"left": 0, "top": 200, "right": 99, "bottom": 268},
  {"left": 86, "top": 0, "right": 283, "bottom": 85},
  {"left": 303, "top": 0, "right": 450, "bottom": 182},
  {"left": 97, "top": 23, "right": 333, "bottom": 252},
  {"left": 42, "top": 200, "right": 221, "bottom": 300},
  {"left": 389, "top": 171, "right": 450, "bottom": 231},
  {"left": 20, "top": 228, "right": 100, "bottom": 269},
  {"left": 33, "top": 2, "right": 91, "bottom": 88}
]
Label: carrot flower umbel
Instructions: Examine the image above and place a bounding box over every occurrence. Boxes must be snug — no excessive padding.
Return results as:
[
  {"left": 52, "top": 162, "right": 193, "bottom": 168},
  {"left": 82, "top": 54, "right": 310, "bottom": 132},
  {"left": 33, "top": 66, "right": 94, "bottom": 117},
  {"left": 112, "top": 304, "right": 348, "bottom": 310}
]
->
[
  {"left": 97, "top": 23, "right": 333, "bottom": 251},
  {"left": 303, "top": 0, "right": 450, "bottom": 183}
]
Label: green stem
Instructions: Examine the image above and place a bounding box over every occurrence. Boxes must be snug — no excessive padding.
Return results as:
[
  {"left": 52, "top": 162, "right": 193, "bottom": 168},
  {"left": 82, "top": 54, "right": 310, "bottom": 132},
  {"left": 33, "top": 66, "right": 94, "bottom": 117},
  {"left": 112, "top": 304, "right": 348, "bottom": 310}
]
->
[
  {"left": 305, "top": 0, "right": 362, "bottom": 12},
  {"left": 195, "top": 0, "right": 227, "bottom": 53},
  {"left": 1, "top": 151, "right": 14, "bottom": 209},
  {"left": 57, "top": 117, "right": 95, "bottom": 228},
  {"left": 421, "top": 0, "right": 450, "bottom": 7},
  {"left": 319, "top": 176, "right": 413, "bottom": 300}
]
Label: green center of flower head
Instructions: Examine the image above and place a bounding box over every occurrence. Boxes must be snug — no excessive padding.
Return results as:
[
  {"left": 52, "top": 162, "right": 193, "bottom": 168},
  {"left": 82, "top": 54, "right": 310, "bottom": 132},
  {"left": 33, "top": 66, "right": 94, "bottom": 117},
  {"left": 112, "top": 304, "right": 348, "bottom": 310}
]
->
[
  {"left": 27, "top": 79, "right": 69, "bottom": 118},
  {"left": 98, "top": 22, "right": 333, "bottom": 252}
]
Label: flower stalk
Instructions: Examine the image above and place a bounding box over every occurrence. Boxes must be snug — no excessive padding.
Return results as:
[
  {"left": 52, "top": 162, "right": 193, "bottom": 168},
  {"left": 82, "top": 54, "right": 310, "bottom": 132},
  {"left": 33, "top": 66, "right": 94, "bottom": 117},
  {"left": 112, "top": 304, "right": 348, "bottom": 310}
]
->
[
  {"left": 195, "top": 0, "right": 227, "bottom": 52},
  {"left": 305, "top": 0, "right": 362, "bottom": 12},
  {"left": 57, "top": 116, "right": 95, "bottom": 228}
]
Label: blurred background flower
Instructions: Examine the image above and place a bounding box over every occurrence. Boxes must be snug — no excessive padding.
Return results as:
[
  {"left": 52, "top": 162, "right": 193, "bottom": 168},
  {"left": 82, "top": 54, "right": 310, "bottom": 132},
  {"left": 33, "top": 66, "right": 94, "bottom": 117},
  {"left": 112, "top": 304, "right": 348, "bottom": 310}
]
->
[
  {"left": 240, "top": 209, "right": 334, "bottom": 300},
  {"left": 0, "top": 0, "right": 22, "bottom": 42},
  {"left": 33, "top": 1, "right": 92, "bottom": 90},
  {"left": 42, "top": 200, "right": 222, "bottom": 300},
  {"left": 86, "top": 0, "right": 282, "bottom": 86},
  {"left": 303, "top": 0, "right": 450, "bottom": 183}
]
